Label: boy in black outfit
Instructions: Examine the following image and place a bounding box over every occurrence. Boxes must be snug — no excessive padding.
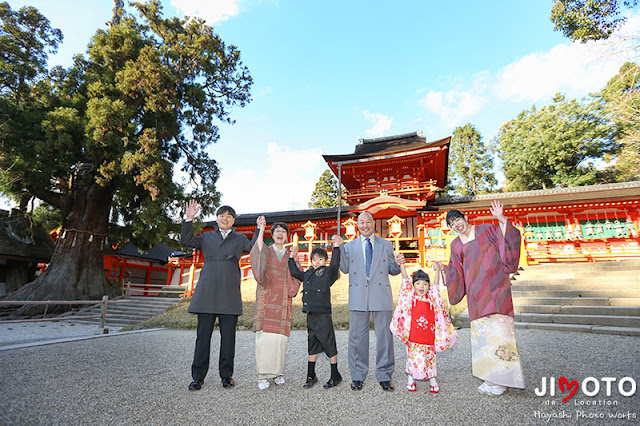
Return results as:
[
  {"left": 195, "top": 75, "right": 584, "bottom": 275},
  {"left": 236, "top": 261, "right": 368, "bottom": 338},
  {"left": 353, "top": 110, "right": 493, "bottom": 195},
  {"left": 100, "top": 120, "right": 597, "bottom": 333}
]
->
[{"left": 288, "top": 234, "right": 343, "bottom": 389}]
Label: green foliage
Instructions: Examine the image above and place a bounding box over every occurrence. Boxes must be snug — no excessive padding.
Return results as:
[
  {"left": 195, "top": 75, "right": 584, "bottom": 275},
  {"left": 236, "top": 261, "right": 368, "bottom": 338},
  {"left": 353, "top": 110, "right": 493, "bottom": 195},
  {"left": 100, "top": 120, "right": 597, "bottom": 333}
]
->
[
  {"left": 31, "top": 202, "right": 63, "bottom": 232},
  {"left": 449, "top": 123, "right": 496, "bottom": 196},
  {"left": 0, "top": 1, "right": 252, "bottom": 249},
  {"left": 495, "top": 93, "right": 616, "bottom": 191},
  {"left": 550, "top": 0, "right": 638, "bottom": 42},
  {"left": 308, "top": 169, "right": 345, "bottom": 208},
  {"left": 596, "top": 61, "right": 640, "bottom": 181}
]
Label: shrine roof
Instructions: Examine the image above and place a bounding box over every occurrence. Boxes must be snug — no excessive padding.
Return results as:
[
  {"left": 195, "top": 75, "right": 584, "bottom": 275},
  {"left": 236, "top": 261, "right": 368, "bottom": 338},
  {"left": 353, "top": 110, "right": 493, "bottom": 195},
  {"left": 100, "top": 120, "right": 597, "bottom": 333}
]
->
[
  {"left": 206, "top": 206, "right": 357, "bottom": 228},
  {"left": 0, "top": 210, "right": 54, "bottom": 262},
  {"left": 322, "top": 132, "right": 449, "bottom": 163},
  {"left": 112, "top": 242, "right": 178, "bottom": 263},
  {"left": 427, "top": 181, "right": 640, "bottom": 211}
]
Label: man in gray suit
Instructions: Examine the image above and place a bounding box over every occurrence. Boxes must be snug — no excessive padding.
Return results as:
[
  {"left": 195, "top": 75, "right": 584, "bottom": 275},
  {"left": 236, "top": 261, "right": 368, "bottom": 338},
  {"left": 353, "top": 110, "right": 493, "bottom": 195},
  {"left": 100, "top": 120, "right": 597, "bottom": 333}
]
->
[
  {"left": 182, "top": 200, "right": 261, "bottom": 391},
  {"left": 340, "top": 211, "right": 401, "bottom": 391}
]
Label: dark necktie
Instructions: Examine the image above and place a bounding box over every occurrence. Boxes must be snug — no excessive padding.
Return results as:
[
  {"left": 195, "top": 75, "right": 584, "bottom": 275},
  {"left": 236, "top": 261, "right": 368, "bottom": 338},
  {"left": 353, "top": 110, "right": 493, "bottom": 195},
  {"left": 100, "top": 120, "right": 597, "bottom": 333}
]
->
[{"left": 365, "top": 237, "right": 372, "bottom": 277}]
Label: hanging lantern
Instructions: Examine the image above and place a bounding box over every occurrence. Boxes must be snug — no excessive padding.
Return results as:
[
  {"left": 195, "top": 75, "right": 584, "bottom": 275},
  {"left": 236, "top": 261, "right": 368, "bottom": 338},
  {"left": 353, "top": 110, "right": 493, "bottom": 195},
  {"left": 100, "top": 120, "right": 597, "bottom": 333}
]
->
[
  {"left": 554, "top": 227, "right": 563, "bottom": 239},
  {"left": 525, "top": 223, "right": 533, "bottom": 235},
  {"left": 595, "top": 221, "right": 604, "bottom": 235},
  {"left": 604, "top": 209, "right": 613, "bottom": 230},
  {"left": 343, "top": 217, "right": 358, "bottom": 240},
  {"left": 626, "top": 217, "right": 637, "bottom": 237},
  {"left": 613, "top": 219, "right": 625, "bottom": 237},
  {"left": 387, "top": 215, "right": 405, "bottom": 238},
  {"left": 584, "top": 221, "right": 594, "bottom": 236},
  {"left": 301, "top": 220, "right": 317, "bottom": 241},
  {"left": 573, "top": 224, "right": 583, "bottom": 239}
]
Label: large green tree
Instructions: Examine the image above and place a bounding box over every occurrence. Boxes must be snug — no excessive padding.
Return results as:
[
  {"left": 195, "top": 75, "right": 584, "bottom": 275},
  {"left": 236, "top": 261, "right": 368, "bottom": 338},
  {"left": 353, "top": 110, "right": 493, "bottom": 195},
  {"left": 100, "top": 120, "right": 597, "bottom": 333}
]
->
[
  {"left": 449, "top": 123, "right": 496, "bottom": 196},
  {"left": 495, "top": 94, "right": 616, "bottom": 191},
  {"left": 596, "top": 62, "right": 640, "bottom": 181},
  {"left": 550, "top": 0, "right": 639, "bottom": 42},
  {"left": 0, "top": 1, "right": 252, "bottom": 311},
  {"left": 308, "top": 170, "right": 345, "bottom": 208}
]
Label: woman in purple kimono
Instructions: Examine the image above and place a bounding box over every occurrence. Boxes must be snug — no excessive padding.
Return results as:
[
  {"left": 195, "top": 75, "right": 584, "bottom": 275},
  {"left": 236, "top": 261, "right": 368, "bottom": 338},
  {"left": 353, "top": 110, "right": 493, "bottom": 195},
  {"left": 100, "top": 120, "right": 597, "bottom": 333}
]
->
[{"left": 434, "top": 200, "right": 524, "bottom": 396}]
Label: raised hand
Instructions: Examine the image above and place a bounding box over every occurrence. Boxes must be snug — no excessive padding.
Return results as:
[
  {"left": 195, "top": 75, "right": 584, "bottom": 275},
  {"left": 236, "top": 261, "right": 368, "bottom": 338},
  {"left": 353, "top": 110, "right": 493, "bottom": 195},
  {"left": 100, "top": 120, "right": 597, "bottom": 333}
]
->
[
  {"left": 433, "top": 261, "right": 443, "bottom": 272},
  {"left": 331, "top": 234, "right": 343, "bottom": 247},
  {"left": 490, "top": 200, "right": 507, "bottom": 224},
  {"left": 290, "top": 244, "right": 299, "bottom": 258},
  {"left": 395, "top": 252, "right": 405, "bottom": 265},
  {"left": 186, "top": 200, "right": 200, "bottom": 221},
  {"left": 257, "top": 215, "right": 267, "bottom": 230}
]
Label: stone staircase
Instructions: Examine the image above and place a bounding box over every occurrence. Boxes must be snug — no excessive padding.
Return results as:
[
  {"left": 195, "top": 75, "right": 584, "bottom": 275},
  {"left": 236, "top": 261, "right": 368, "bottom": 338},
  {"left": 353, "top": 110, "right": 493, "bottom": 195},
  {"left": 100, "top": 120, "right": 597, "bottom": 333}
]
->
[
  {"left": 510, "top": 260, "right": 640, "bottom": 335},
  {"left": 455, "top": 259, "right": 640, "bottom": 336},
  {"left": 59, "top": 296, "right": 182, "bottom": 330}
]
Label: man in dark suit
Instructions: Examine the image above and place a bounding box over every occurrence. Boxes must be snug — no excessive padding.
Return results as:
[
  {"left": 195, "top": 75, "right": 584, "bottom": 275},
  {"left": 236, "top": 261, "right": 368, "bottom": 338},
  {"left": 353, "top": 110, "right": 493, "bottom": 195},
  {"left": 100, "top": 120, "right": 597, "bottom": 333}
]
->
[
  {"left": 340, "top": 211, "right": 401, "bottom": 391},
  {"left": 181, "top": 200, "right": 262, "bottom": 390}
]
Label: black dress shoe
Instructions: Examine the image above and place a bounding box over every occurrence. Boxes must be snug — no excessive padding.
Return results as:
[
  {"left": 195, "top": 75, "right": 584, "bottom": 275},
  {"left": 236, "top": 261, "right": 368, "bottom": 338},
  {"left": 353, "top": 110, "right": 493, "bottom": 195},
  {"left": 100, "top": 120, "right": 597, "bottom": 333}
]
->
[
  {"left": 324, "top": 375, "right": 342, "bottom": 389},
  {"left": 302, "top": 376, "right": 318, "bottom": 389},
  {"left": 221, "top": 377, "right": 235, "bottom": 388},
  {"left": 188, "top": 379, "right": 203, "bottom": 391},
  {"left": 351, "top": 380, "right": 364, "bottom": 391},
  {"left": 379, "top": 381, "right": 395, "bottom": 391}
]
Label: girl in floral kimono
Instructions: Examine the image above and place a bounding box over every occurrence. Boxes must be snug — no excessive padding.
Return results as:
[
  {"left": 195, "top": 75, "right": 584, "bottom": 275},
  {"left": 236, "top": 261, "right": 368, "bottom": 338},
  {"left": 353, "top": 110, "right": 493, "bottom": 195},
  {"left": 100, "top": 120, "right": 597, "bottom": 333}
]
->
[{"left": 390, "top": 256, "right": 456, "bottom": 393}]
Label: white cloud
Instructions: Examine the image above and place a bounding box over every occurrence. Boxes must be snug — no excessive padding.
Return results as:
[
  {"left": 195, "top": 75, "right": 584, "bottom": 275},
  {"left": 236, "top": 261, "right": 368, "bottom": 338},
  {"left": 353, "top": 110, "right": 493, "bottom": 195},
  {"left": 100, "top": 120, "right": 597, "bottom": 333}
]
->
[
  {"left": 495, "top": 43, "right": 621, "bottom": 103},
  {"left": 494, "top": 15, "right": 640, "bottom": 103},
  {"left": 419, "top": 87, "right": 486, "bottom": 128},
  {"left": 363, "top": 110, "right": 392, "bottom": 137},
  {"left": 419, "top": 15, "right": 640, "bottom": 131},
  {"left": 170, "top": 0, "right": 242, "bottom": 24},
  {"left": 216, "top": 142, "right": 326, "bottom": 214}
]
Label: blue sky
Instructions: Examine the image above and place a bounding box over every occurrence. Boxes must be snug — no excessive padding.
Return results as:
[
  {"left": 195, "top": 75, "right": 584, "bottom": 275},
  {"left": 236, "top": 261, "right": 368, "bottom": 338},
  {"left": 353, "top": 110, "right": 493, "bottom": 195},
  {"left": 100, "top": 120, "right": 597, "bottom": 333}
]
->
[{"left": 5, "top": 0, "right": 640, "bottom": 216}]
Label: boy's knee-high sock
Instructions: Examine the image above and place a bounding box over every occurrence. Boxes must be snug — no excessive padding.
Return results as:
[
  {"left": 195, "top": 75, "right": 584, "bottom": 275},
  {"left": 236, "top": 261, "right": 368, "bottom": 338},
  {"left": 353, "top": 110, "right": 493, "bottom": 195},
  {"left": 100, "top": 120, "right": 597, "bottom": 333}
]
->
[
  {"left": 307, "top": 361, "right": 316, "bottom": 378},
  {"left": 330, "top": 361, "right": 340, "bottom": 379}
]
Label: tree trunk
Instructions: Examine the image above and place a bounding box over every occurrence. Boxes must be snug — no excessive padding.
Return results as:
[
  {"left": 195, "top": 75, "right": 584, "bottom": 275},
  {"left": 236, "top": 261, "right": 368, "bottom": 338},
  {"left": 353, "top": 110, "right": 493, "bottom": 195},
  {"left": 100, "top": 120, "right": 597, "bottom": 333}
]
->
[{"left": 7, "top": 168, "right": 120, "bottom": 317}]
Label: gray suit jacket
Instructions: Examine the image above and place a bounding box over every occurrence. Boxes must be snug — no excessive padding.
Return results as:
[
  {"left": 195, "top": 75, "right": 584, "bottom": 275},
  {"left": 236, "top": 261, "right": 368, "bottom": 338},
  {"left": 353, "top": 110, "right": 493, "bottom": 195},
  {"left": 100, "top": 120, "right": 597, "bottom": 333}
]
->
[
  {"left": 182, "top": 221, "right": 259, "bottom": 315},
  {"left": 340, "top": 235, "right": 401, "bottom": 312}
]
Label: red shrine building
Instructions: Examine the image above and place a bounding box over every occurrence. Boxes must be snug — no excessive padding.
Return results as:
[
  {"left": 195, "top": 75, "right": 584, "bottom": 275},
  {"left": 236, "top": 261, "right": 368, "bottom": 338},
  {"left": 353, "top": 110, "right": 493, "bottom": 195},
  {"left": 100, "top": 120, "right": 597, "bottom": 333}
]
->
[{"left": 164, "top": 131, "right": 640, "bottom": 296}]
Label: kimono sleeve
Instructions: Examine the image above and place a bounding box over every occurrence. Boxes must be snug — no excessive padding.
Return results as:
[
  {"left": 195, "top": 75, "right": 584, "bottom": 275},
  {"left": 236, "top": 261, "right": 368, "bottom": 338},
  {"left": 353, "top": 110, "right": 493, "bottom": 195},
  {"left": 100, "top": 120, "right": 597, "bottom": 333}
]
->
[
  {"left": 443, "top": 241, "right": 466, "bottom": 305},
  {"left": 487, "top": 222, "right": 521, "bottom": 275},
  {"left": 287, "top": 274, "right": 301, "bottom": 297},
  {"left": 181, "top": 221, "right": 202, "bottom": 249},
  {"left": 250, "top": 243, "right": 268, "bottom": 284},
  {"left": 389, "top": 277, "right": 413, "bottom": 344},
  {"left": 500, "top": 221, "right": 521, "bottom": 274},
  {"left": 429, "top": 281, "right": 457, "bottom": 352}
]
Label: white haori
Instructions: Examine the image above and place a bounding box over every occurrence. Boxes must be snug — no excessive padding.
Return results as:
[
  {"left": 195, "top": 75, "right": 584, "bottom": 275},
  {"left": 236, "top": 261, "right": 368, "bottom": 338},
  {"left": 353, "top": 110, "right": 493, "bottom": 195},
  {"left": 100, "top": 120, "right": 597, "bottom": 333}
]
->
[
  {"left": 470, "top": 314, "right": 525, "bottom": 389},
  {"left": 256, "top": 331, "right": 288, "bottom": 379}
]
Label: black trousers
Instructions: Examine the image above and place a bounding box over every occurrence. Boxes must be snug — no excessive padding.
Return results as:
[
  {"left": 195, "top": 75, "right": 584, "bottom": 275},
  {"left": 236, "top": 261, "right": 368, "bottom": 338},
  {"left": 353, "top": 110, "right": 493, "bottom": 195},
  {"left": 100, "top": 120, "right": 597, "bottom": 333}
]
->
[{"left": 192, "top": 313, "right": 238, "bottom": 381}]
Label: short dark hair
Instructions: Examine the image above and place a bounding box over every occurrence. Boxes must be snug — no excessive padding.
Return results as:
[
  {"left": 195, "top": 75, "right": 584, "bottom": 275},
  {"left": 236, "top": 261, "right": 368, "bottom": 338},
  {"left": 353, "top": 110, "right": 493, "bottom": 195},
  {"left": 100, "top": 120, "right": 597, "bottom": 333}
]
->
[
  {"left": 216, "top": 205, "right": 236, "bottom": 218},
  {"left": 412, "top": 269, "right": 430, "bottom": 285},
  {"left": 271, "top": 222, "right": 289, "bottom": 235},
  {"left": 446, "top": 209, "right": 465, "bottom": 227},
  {"left": 310, "top": 247, "right": 328, "bottom": 260}
]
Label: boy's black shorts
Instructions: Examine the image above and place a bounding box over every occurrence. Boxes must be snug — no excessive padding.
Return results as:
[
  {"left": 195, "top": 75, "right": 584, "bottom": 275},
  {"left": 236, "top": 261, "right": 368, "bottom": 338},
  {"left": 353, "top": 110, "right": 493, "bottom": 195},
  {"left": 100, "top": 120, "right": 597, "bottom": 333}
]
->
[{"left": 307, "top": 313, "right": 337, "bottom": 358}]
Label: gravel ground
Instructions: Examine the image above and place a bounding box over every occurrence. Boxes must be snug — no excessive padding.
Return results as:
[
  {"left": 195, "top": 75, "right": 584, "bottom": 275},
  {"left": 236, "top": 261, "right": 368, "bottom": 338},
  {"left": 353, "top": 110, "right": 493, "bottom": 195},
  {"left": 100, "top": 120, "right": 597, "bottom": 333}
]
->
[{"left": 0, "top": 324, "right": 638, "bottom": 425}]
